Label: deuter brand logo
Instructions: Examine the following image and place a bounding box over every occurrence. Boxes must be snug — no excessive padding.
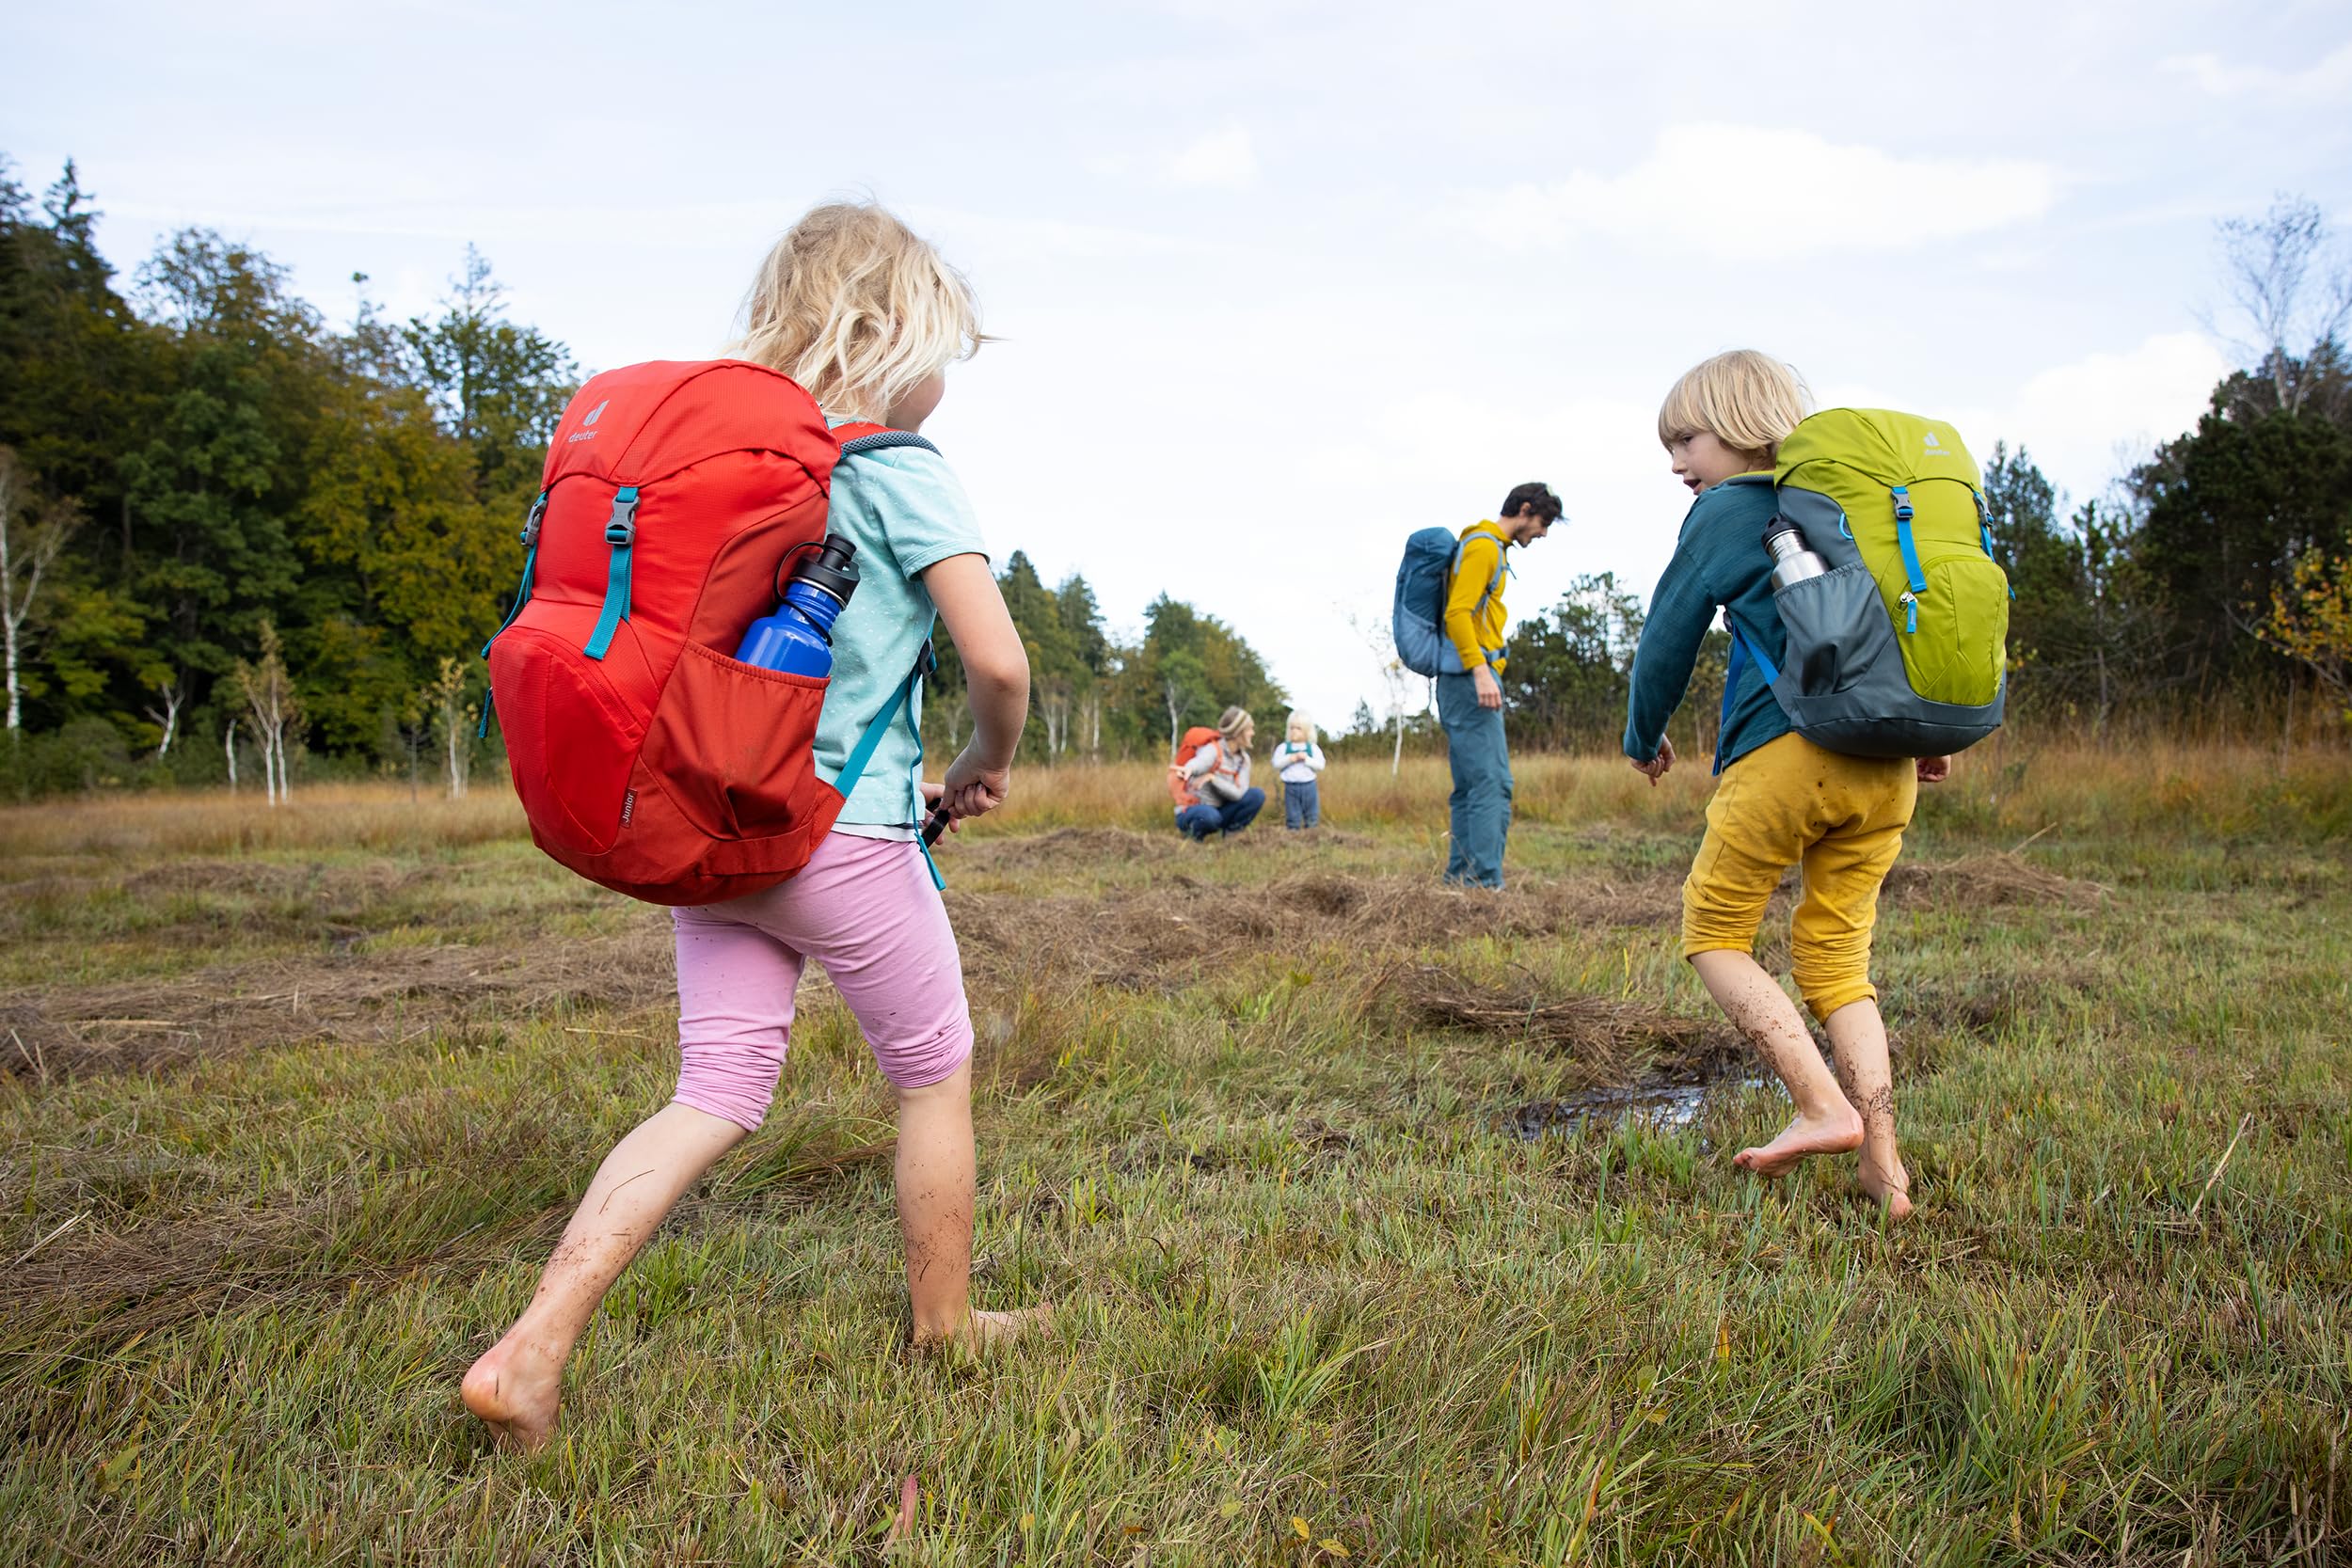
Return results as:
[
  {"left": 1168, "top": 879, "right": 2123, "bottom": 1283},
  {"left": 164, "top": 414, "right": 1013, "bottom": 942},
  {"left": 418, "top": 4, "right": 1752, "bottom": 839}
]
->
[
  {"left": 583, "top": 399, "right": 609, "bottom": 427},
  {"left": 566, "top": 397, "right": 608, "bottom": 445},
  {"left": 1923, "top": 431, "right": 1942, "bottom": 448}
]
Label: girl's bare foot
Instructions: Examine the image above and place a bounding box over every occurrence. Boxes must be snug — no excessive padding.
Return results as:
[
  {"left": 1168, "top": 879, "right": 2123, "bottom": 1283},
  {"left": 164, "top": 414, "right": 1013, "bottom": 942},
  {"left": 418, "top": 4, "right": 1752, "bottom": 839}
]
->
[
  {"left": 1857, "top": 1150, "right": 1914, "bottom": 1219},
  {"left": 1733, "top": 1107, "right": 1864, "bottom": 1177},
  {"left": 461, "top": 1332, "right": 564, "bottom": 1453},
  {"left": 915, "top": 1304, "right": 1055, "bottom": 1353}
]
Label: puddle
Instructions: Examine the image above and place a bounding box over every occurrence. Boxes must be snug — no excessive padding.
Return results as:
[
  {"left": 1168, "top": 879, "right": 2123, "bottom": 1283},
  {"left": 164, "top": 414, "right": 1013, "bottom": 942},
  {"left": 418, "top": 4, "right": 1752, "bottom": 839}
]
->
[{"left": 1507, "top": 1077, "right": 1763, "bottom": 1140}]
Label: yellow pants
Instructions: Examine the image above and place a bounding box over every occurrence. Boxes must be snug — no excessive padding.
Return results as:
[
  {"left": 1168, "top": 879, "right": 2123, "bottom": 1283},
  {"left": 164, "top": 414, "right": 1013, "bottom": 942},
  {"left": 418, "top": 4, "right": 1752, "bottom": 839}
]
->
[{"left": 1680, "top": 732, "right": 1917, "bottom": 1022}]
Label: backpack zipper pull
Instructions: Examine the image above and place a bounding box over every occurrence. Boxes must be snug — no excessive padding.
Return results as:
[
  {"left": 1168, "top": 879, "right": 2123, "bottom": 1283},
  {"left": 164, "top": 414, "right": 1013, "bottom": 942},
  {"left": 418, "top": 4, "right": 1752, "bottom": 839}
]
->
[{"left": 1899, "top": 591, "right": 1919, "bottom": 634}]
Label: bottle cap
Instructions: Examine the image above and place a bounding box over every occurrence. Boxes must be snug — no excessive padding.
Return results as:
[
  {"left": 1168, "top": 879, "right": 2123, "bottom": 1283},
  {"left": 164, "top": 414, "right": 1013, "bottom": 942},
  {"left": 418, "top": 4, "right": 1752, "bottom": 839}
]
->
[{"left": 790, "top": 536, "right": 860, "bottom": 604}]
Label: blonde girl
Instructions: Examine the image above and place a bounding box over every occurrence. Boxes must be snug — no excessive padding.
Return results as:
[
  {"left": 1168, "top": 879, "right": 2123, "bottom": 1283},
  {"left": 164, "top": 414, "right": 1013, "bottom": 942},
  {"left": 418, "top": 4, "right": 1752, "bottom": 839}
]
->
[{"left": 464, "top": 202, "right": 1047, "bottom": 1450}]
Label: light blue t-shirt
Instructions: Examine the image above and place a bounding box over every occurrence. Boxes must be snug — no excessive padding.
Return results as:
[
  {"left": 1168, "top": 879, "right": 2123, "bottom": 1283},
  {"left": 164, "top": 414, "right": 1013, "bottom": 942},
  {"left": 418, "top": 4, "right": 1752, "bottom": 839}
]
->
[{"left": 816, "top": 426, "right": 989, "bottom": 835}]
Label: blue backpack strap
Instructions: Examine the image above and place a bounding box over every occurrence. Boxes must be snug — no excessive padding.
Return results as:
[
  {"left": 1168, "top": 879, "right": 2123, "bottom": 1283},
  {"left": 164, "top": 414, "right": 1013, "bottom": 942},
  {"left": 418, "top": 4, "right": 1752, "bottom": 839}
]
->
[
  {"left": 476, "top": 489, "right": 549, "bottom": 737},
  {"left": 583, "top": 486, "right": 641, "bottom": 660},
  {"left": 830, "top": 640, "right": 947, "bottom": 889}
]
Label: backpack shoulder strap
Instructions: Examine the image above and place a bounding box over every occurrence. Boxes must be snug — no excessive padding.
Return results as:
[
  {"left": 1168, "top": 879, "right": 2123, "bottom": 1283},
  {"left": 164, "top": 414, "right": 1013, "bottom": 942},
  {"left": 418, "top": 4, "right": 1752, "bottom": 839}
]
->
[{"left": 834, "top": 423, "right": 941, "bottom": 460}]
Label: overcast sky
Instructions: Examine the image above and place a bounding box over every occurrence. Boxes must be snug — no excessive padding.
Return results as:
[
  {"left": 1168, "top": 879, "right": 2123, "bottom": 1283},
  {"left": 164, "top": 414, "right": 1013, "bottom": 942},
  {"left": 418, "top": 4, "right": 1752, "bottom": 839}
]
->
[{"left": 11, "top": 1, "right": 2352, "bottom": 726}]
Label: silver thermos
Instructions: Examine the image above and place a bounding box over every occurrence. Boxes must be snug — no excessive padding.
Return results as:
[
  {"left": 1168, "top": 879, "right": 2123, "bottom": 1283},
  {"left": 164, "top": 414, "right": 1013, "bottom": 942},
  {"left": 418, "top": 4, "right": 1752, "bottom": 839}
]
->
[{"left": 1763, "top": 523, "right": 1829, "bottom": 591}]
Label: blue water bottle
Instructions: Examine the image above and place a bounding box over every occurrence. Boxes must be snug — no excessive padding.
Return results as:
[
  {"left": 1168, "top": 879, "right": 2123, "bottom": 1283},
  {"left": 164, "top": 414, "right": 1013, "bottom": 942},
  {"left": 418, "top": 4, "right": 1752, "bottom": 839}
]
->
[{"left": 735, "top": 537, "right": 859, "bottom": 674}]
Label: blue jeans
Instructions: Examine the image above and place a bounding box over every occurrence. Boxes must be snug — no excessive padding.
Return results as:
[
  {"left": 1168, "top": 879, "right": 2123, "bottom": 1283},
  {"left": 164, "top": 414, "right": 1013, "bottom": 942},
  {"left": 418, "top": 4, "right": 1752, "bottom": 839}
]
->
[
  {"left": 1283, "top": 780, "right": 1320, "bottom": 829},
  {"left": 1176, "top": 787, "right": 1264, "bottom": 840},
  {"left": 1438, "top": 671, "right": 1512, "bottom": 887}
]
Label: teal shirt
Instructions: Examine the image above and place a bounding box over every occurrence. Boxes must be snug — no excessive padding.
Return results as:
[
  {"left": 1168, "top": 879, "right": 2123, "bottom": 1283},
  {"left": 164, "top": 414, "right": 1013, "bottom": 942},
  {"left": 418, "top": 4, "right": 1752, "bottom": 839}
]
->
[
  {"left": 1622, "top": 475, "right": 1791, "bottom": 775},
  {"left": 818, "top": 426, "right": 989, "bottom": 832}
]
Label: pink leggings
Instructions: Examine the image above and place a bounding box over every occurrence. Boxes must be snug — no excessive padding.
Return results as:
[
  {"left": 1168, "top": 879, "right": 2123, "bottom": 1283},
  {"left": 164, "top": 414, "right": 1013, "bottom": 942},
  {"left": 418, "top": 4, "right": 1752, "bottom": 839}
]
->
[{"left": 670, "top": 832, "right": 973, "bottom": 1132}]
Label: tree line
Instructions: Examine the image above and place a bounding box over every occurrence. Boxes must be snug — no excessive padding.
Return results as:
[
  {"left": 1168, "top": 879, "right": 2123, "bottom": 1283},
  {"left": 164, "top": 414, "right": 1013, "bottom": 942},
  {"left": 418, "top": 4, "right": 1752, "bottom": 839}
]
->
[
  {"left": 0, "top": 157, "right": 1287, "bottom": 798},
  {"left": 4, "top": 161, "right": 2347, "bottom": 800}
]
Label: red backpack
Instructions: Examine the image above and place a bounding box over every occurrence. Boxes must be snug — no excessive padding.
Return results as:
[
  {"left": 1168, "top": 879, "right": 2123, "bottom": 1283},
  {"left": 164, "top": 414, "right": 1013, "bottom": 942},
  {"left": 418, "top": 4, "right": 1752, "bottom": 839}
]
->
[
  {"left": 482, "top": 359, "right": 931, "bottom": 906},
  {"left": 1167, "top": 725, "right": 1226, "bottom": 807}
]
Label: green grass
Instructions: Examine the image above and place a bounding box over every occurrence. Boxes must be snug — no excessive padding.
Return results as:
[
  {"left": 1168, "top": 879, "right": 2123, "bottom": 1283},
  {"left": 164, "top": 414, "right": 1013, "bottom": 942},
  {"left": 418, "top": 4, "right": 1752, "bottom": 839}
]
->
[{"left": 3, "top": 754, "right": 2348, "bottom": 1564}]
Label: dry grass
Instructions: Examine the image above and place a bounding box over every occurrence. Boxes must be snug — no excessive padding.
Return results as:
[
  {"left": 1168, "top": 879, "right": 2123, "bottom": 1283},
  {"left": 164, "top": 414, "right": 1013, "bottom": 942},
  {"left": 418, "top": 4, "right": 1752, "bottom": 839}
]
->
[
  {"left": 1391, "top": 966, "right": 1740, "bottom": 1086},
  {"left": 0, "top": 741, "right": 2347, "bottom": 1563}
]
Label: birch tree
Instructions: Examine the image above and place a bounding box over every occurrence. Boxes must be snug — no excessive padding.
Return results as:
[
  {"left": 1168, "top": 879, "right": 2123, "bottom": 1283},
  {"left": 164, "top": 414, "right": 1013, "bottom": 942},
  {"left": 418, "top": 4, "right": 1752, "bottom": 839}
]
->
[
  {"left": 0, "top": 450, "right": 79, "bottom": 736},
  {"left": 429, "top": 657, "right": 472, "bottom": 799},
  {"left": 231, "top": 619, "right": 299, "bottom": 804}
]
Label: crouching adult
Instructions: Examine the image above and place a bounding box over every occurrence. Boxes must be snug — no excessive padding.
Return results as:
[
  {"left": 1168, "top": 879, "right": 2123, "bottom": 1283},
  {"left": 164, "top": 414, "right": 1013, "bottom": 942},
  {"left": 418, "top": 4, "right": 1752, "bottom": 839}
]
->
[{"left": 1172, "top": 707, "right": 1264, "bottom": 840}]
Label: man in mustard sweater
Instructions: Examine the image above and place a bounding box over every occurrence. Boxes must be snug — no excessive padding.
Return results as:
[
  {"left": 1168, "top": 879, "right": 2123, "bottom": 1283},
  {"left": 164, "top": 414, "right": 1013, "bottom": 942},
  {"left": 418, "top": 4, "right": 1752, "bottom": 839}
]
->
[{"left": 1440, "top": 482, "right": 1562, "bottom": 887}]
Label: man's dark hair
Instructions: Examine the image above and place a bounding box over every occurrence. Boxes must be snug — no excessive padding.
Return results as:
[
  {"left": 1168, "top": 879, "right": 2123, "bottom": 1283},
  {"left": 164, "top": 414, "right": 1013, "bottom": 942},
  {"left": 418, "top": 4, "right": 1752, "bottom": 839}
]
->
[{"left": 1501, "top": 482, "right": 1562, "bottom": 523}]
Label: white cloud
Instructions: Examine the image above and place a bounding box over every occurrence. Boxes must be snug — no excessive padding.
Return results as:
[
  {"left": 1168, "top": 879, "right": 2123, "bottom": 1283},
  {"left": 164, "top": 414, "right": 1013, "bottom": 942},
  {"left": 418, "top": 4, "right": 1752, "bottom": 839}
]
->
[
  {"left": 2160, "top": 41, "right": 2352, "bottom": 97},
  {"left": 1166, "top": 125, "right": 1260, "bottom": 189},
  {"left": 1459, "top": 124, "right": 2060, "bottom": 259},
  {"left": 1898, "top": 332, "right": 2230, "bottom": 504}
]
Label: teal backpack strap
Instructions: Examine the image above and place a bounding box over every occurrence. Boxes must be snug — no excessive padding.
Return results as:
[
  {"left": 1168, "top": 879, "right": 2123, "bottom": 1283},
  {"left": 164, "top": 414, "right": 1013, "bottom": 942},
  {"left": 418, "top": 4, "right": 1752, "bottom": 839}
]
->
[
  {"left": 477, "top": 489, "right": 549, "bottom": 737},
  {"left": 583, "top": 486, "right": 641, "bottom": 660},
  {"left": 1889, "top": 485, "right": 1926, "bottom": 635},
  {"left": 830, "top": 640, "right": 946, "bottom": 890}
]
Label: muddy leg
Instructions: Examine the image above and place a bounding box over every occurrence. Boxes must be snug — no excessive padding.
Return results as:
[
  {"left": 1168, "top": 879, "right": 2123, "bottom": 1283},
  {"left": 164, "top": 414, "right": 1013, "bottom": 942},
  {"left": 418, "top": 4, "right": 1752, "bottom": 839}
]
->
[
  {"left": 1823, "top": 999, "right": 1912, "bottom": 1218},
  {"left": 1690, "top": 950, "right": 1862, "bottom": 1177},
  {"left": 461, "top": 1101, "right": 745, "bottom": 1450}
]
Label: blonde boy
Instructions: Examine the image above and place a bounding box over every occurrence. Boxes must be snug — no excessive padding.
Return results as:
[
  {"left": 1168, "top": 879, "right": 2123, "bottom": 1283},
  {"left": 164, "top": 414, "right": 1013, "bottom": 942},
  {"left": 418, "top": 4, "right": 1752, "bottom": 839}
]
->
[{"left": 1622, "top": 350, "right": 1949, "bottom": 1216}]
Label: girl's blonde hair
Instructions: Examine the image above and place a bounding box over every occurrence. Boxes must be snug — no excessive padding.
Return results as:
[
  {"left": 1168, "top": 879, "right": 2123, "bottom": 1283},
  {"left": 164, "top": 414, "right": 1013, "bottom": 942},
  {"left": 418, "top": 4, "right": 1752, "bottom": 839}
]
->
[
  {"left": 730, "top": 202, "right": 983, "bottom": 421},
  {"left": 1657, "top": 350, "right": 1812, "bottom": 464},
  {"left": 1284, "top": 711, "right": 1313, "bottom": 739}
]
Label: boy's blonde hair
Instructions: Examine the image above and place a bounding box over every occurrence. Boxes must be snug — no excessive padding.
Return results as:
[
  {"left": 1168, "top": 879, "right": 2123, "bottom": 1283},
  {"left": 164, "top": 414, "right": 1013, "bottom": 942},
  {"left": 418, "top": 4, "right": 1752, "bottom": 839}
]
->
[
  {"left": 730, "top": 202, "right": 982, "bottom": 422},
  {"left": 1657, "top": 350, "right": 1812, "bottom": 465}
]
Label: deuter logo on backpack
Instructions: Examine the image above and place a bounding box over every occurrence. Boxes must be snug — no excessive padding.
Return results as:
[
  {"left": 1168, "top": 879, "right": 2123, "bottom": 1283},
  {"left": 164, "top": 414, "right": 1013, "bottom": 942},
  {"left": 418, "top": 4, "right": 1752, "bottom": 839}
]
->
[{"left": 1726, "top": 407, "right": 2011, "bottom": 760}]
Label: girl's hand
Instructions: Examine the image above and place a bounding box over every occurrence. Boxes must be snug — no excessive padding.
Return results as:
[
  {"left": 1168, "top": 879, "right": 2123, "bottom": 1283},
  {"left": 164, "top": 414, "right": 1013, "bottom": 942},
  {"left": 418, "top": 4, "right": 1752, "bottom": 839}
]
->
[
  {"left": 918, "top": 781, "right": 961, "bottom": 836},
  {"left": 1632, "top": 736, "right": 1676, "bottom": 785},
  {"left": 941, "top": 746, "right": 1011, "bottom": 819},
  {"left": 1915, "top": 754, "right": 1952, "bottom": 784}
]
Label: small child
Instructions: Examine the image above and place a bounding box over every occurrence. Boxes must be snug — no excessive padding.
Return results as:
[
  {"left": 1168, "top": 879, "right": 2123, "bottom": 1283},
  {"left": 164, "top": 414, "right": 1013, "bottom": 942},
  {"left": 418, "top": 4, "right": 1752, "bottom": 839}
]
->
[
  {"left": 463, "top": 202, "right": 1047, "bottom": 1452},
  {"left": 1271, "top": 713, "right": 1326, "bottom": 829},
  {"left": 1622, "top": 349, "right": 1949, "bottom": 1218}
]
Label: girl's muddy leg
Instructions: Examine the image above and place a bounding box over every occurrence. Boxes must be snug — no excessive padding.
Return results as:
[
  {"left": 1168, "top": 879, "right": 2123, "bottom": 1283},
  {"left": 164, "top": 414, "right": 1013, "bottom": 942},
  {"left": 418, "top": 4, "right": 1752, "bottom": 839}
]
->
[
  {"left": 1689, "top": 949, "right": 1862, "bottom": 1177},
  {"left": 462, "top": 1101, "right": 745, "bottom": 1450},
  {"left": 896, "top": 1063, "right": 1045, "bottom": 1349},
  {"left": 1822, "top": 999, "right": 1912, "bottom": 1218}
]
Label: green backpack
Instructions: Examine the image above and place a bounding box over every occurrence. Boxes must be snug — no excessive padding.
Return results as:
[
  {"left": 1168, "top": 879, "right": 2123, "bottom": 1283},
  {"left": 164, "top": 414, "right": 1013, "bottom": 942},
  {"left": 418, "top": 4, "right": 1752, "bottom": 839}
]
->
[{"left": 1726, "top": 408, "right": 2010, "bottom": 759}]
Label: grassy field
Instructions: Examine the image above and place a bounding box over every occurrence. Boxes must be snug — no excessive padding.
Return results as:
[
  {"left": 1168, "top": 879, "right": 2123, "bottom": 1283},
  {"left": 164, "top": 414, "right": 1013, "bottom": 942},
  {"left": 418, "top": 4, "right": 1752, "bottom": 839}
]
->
[{"left": 3, "top": 745, "right": 2348, "bottom": 1565}]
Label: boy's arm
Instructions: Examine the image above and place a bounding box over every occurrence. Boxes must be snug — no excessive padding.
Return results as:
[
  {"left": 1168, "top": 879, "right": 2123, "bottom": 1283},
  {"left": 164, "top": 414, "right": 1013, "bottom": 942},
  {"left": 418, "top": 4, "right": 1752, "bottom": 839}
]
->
[
  {"left": 1622, "top": 531, "right": 1715, "bottom": 765},
  {"left": 1306, "top": 744, "right": 1325, "bottom": 771},
  {"left": 1442, "top": 534, "right": 1500, "bottom": 674},
  {"left": 924, "top": 553, "right": 1029, "bottom": 818}
]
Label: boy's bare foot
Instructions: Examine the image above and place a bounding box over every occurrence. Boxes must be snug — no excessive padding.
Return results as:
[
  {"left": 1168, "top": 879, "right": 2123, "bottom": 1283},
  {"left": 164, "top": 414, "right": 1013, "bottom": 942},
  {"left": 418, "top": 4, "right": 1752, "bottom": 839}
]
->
[
  {"left": 1733, "top": 1108, "right": 1864, "bottom": 1178},
  {"left": 461, "top": 1333, "right": 564, "bottom": 1453},
  {"left": 1857, "top": 1150, "right": 1914, "bottom": 1219},
  {"left": 915, "top": 1304, "right": 1055, "bottom": 1353}
]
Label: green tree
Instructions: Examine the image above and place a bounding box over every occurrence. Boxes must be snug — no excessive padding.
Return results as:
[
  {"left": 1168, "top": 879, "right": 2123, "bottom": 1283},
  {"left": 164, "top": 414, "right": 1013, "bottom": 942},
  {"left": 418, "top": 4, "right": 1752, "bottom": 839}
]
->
[
  {"left": 1502, "top": 573, "right": 1645, "bottom": 751},
  {"left": 402, "top": 245, "right": 577, "bottom": 503}
]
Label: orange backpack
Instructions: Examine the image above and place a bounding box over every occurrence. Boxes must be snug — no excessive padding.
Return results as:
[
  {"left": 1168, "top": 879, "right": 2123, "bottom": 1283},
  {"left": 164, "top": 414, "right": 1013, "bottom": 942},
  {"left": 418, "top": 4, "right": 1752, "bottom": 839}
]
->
[{"left": 1167, "top": 725, "right": 1225, "bottom": 806}]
